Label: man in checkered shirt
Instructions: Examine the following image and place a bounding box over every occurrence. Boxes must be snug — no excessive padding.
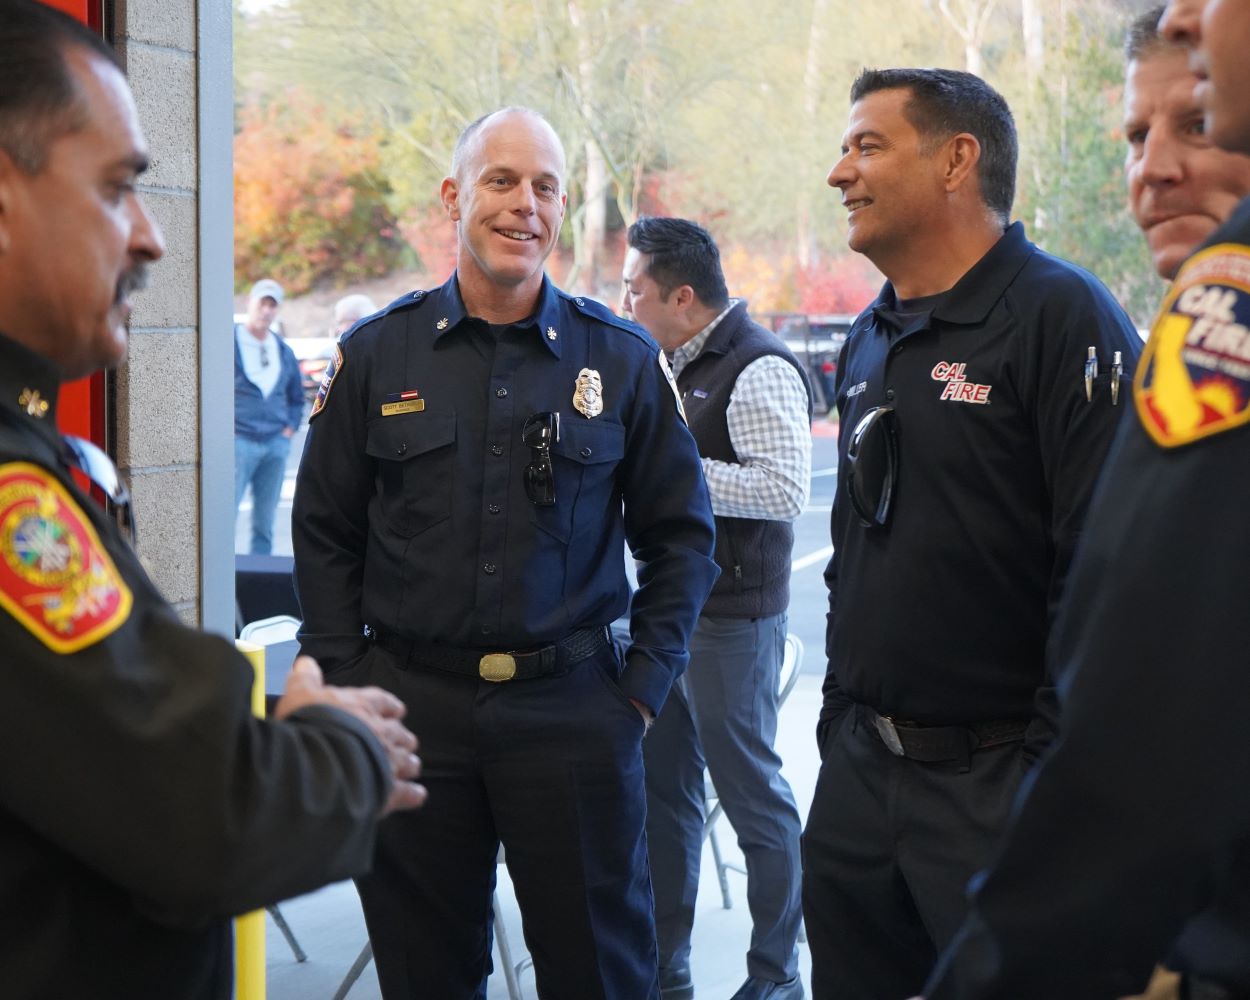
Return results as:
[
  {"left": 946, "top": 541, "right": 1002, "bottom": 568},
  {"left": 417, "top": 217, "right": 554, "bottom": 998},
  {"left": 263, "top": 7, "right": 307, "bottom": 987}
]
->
[{"left": 623, "top": 216, "right": 812, "bottom": 1000}]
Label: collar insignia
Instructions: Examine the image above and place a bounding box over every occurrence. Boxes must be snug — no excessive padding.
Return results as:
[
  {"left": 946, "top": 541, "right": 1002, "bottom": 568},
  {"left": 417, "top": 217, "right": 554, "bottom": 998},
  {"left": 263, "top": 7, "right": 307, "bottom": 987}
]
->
[{"left": 18, "top": 389, "right": 49, "bottom": 419}]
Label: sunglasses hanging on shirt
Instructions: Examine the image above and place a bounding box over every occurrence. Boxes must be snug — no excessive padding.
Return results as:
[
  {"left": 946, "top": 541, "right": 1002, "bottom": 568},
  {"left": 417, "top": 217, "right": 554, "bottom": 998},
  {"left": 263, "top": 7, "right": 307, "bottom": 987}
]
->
[
  {"left": 522, "top": 411, "right": 559, "bottom": 506},
  {"left": 845, "top": 405, "right": 899, "bottom": 529}
]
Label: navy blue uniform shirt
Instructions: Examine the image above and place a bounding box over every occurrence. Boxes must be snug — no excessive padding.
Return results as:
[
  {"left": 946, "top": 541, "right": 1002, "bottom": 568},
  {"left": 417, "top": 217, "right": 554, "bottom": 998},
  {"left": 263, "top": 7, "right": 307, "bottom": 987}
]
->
[
  {"left": 822, "top": 222, "right": 1143, "bottom": 732},
  {"left": 926, "top": 197, "right": 1250, "bottom": 999},
  {"left": 292, "top": 273, "right": 718, "bottom": 713}
]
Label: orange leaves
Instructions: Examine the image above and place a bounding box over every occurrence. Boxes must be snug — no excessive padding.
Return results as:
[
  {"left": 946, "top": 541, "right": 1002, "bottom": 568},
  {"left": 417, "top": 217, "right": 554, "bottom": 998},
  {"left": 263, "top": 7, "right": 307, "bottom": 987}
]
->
[{"left": 234, "top": 93, "right": 408, "bottom": 294}]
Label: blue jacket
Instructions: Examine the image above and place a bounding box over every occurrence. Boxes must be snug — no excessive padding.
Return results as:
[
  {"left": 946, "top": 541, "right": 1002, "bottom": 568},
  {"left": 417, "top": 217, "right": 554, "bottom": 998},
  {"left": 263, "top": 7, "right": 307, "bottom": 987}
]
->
[{"left": 234, "top": 327, "right": 304, "bottom": 440}]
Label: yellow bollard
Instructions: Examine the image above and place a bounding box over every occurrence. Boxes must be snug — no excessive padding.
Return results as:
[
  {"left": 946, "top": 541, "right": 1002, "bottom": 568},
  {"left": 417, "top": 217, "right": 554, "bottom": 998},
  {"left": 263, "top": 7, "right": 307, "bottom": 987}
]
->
[{"left": 234, "top": 640, "right": 266, "bottom": 1000}]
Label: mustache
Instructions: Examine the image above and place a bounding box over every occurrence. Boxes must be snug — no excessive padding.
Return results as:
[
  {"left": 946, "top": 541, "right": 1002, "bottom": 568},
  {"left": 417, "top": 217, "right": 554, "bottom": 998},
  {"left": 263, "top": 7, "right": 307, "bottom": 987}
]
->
[{"left": 114, "top": 264, "right": 150, "bottom": 305}]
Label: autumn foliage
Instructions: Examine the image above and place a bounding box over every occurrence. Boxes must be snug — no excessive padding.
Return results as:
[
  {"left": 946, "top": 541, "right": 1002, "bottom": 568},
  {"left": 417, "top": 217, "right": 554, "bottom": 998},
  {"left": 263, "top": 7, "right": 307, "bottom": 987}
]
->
[{"left": 234, "top": 94, "right": 410, "bottom": 294}]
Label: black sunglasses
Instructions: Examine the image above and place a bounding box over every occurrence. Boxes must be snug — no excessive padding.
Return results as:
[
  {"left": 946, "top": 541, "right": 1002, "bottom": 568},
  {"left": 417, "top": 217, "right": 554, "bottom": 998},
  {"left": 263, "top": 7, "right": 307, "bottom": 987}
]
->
[
  {"left": 522, "top": 412, "right": 559, "bottom": 506},
  {"left": 845, "top": 406, "right": 898, "bottom": 529},
  {"left": 63, "top": 435, "right": 136, "bottom": 543}
]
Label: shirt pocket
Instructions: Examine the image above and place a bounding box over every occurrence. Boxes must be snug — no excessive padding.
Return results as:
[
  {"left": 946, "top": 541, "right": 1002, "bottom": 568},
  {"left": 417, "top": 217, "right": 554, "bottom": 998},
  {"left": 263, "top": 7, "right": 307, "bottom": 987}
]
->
[
  {"left": 530, "top": 418, "right": 626, "bottom": 544},
  {"left": 365, "top": 412, "right": 455, "bottom": 538}
]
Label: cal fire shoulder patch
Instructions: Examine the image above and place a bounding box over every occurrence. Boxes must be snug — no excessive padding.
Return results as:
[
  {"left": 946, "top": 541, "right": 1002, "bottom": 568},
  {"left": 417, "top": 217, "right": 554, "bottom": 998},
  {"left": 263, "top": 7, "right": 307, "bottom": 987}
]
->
[
  {"left": 1136, "top": 243, "right": 1250, "bottom": 448},
  {"left": 309, "top": 343, "right": 344, "bottom": 420},
  {"left": 0, "top": 463, "right": 132, "bottom": 652}
]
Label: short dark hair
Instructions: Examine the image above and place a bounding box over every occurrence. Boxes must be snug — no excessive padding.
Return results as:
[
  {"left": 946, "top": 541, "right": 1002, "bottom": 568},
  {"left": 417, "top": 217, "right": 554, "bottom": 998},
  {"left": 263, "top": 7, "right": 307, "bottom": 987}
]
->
[
  {"left": 850, "top": 67, "right": 1018, "bottom": 223},
  {"left": 0, "top": 0, "right": 121, "bottom": 173},
  {"left": 626, "top": 216, "right": 730, "bottom": 309},
  {"left": 1125, "top": 5, "right": 1169, "bottom": 62}
]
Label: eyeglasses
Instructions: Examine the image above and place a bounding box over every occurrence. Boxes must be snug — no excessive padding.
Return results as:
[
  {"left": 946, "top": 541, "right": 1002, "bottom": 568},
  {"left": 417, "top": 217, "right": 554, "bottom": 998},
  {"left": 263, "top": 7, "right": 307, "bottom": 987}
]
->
[
  {"left": 522, "top": 411, "right": 559, "bottom": 506},
  {"left": 63, "top": 434, "right": 136, "bottom": 543},
  {"left": 844, "top": 406, "right": 898, "bottom": 529},
  {"left": 259, "top": 342, "right": 270, "bottom": 368}
]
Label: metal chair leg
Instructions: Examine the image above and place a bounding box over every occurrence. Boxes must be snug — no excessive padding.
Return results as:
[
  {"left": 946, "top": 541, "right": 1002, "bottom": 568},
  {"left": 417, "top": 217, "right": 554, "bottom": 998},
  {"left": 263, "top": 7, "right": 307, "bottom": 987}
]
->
[
  {"left": 331, "top": 941, "right": 373, "bottom": 1000},
  {"left": 492, "top": 892, "right": 525, "bottom": 1000},
  {"left": 265, "top": 903, "right": 307, "bottom": 963},
  {"left": 708, "top": 823, "right": 734, "bottom": 909}
]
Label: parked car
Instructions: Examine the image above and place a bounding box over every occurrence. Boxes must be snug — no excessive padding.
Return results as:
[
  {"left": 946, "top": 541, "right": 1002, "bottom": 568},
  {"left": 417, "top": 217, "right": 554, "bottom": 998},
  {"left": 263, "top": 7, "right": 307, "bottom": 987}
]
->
[
  {"left": 286, "top": 337, "right": 338, "bottom": 400},
  {"left": 760, "top": 313, "right": 855, "bottom": 415}
]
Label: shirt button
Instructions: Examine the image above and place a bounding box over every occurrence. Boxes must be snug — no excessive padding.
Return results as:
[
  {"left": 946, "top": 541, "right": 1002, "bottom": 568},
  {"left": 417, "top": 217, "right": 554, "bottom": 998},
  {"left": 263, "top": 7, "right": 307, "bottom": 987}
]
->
[
  {"left": 481, "top": 625, "right": 493, "bottom": 635},
  {"left": 496, "top": 387, "right": 508, "bottom": 398},
  {"left": 491, "top": 444, "right": 504, "bottom": 456},
  {"left": 885, "top": 388, "right": 896, "bottom": 401},
  {"left": 580, "top": 447, "right": 592, "bottom": 458},
  {"left": 483, "top": 563, "right": 496, "bottom": 575},
  {"left": 488, "top": 503, "right": 501, "bottom": 514},
  {"left": 397, "top": 442, "right": 408, "bottom": 455}
]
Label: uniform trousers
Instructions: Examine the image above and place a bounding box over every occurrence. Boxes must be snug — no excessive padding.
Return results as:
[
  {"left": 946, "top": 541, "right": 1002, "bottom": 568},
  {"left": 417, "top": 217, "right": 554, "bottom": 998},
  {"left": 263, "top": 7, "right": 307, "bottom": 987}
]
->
[
  {"left": 234, "top": 433, "right": 290, "bottom": 555},
  {"left": 801, "top": 707, "right": 1026, "bottom": 1000},
  {"left": 347, "top": 641, "right": 658, "bottom": 1000},
  {"left": 643, "top": 612, "right": 803, "bottom": 983}
]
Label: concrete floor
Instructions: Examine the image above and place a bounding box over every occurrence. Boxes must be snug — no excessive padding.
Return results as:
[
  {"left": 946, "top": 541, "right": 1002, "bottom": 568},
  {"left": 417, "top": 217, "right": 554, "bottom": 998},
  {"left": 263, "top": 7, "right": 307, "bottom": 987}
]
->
[{"left": 262, "top": 674, "right": 824, "bottom": 1000}]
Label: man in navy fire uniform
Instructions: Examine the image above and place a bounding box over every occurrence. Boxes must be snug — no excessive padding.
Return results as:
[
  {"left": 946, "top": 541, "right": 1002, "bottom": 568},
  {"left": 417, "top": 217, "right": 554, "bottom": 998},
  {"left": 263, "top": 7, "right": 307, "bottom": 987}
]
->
[{"left": 292, "top": 107, "right": 718, "bottom": 1000}]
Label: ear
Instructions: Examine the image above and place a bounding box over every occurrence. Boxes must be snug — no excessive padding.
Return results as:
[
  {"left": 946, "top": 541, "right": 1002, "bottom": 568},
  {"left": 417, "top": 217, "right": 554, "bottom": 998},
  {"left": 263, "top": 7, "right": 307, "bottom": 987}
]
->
[
  {"left": 440, "top": 176, "right": 461, "bottom": 221},
  {"left": 673, "top": 284, "right": 696, "bottom": 310},
  {"left": 942, "top": 133, "right": 982, "bottom": 194}
]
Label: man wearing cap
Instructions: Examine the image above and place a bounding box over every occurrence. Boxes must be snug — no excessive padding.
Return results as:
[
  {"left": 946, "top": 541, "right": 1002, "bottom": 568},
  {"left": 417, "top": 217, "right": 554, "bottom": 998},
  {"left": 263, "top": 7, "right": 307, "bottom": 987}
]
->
[{"left": 235, "top": 277, "right": 304, "bottom": 554}]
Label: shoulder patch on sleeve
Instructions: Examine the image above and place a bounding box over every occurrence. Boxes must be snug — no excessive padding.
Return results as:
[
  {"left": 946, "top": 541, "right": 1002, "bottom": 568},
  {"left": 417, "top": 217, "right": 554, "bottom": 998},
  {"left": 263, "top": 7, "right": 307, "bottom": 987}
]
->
[
  {"left": 0, "top": 463, "right": 132, "bottom": 653},
  {"left": 309, "top": 342, "right": 344, "bottom": 420},
  {"left": 1135, "top": 243, "right": 1250, "bottom": 448}
]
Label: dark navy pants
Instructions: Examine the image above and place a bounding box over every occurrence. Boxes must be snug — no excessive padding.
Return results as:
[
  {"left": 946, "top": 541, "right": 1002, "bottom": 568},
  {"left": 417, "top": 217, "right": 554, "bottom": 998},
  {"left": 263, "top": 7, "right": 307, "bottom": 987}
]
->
[
  {"left": 349, "top": 641, "right": 657, "bottom": 1000},
  {"left": 801, "top": 708, "right": 1027, "bottom": 1000}
]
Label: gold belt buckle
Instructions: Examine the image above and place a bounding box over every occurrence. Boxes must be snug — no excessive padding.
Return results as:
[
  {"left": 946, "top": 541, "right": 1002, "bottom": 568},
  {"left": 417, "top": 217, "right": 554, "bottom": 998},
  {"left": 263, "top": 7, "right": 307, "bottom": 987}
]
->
[{"left": 479, "top": 652, "right": 517, "bottom": 682}]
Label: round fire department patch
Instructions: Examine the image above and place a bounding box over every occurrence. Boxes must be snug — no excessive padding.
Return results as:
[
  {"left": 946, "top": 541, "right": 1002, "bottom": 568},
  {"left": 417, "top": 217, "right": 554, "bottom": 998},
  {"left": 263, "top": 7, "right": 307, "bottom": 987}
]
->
[
  {"left": 0, "top": 463, "right": 132, "bottom": 653},
  {"left": 1136, "top": 243, "right": 1250, "bottom": 448}
]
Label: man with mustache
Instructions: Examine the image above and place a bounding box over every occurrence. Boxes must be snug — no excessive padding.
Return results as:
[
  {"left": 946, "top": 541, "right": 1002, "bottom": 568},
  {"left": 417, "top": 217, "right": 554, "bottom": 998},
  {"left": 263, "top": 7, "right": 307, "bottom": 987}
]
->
[
  {"left": 915, "top": 1, "right": 1250, "bottom": 996},
  {"left": 0, "top": 3, "right": 426, "bottom": 998}
]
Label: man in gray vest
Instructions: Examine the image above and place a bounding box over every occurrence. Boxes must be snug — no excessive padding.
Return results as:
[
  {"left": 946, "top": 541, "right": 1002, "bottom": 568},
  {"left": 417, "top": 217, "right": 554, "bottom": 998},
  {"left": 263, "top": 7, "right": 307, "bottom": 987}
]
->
[{"left": 623, "top": 217, "right": 811, "bottom": 1000}]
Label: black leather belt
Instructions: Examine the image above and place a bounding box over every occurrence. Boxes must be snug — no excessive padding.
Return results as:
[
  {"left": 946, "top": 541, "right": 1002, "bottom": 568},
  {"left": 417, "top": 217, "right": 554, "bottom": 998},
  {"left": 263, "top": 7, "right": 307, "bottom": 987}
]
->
[
  {"left": 863, "top": 706, "right": 1029, "bottom": 762},
  {"left": 365, "top": 624, "right": 610, "bottom": 683}
]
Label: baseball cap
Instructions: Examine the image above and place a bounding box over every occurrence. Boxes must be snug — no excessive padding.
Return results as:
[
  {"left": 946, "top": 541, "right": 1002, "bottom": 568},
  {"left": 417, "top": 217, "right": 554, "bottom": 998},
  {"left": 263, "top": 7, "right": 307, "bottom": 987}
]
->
[{"left": 249, "top": 278, "right": 284, "bottom": 305}]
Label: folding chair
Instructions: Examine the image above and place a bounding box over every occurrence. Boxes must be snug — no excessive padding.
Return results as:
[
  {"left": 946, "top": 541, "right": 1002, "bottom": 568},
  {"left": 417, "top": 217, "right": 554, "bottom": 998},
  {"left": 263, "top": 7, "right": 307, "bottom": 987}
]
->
[
  {"left": 702, "top": 633, "right": 804, "bottom": 909},
  {"left": 333, "top": 847, "right": 531, "bottom": 1000},
  {"left": 237, "top": 615, "right": 308, "bottom": 963}
]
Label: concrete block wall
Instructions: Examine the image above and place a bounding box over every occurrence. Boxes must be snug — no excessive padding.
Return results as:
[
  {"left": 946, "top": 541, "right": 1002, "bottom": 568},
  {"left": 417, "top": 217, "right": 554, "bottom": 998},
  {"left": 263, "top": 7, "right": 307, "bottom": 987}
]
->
[{"left": 112, "top": 0, "right": 204, "bottom": 619}]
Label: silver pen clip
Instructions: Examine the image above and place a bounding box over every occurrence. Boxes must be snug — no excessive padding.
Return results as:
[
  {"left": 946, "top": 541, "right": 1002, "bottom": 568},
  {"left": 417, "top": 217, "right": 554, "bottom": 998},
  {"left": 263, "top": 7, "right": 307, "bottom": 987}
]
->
[
  {"left": 1110, "top": 350, "right": 1123, "bottom": 406},
  {"left": 1084, "top": 346, "right": 1098, "bottom": 403}
]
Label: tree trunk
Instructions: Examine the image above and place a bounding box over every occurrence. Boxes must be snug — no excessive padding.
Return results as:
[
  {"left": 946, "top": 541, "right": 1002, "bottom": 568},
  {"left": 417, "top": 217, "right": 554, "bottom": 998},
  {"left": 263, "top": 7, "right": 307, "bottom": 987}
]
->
[
  {"left": 1022, "top": 0, "right": 1044, "bottom": 92},
  {"left": 797, "top": 0, "right": 830, "bottom": 270}
]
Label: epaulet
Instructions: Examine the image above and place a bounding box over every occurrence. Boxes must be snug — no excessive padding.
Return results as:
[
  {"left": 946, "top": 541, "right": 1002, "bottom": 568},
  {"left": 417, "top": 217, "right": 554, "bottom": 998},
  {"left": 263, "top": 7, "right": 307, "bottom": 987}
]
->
[
  {"left": 340, "top": 289, "right": 429, "bottom": 346},
  {"left": 562, "top": 291, "right": 654, "bottom": 346},
  {"left": 313, "top": 289, "right": 429, "bottom": 419}
]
